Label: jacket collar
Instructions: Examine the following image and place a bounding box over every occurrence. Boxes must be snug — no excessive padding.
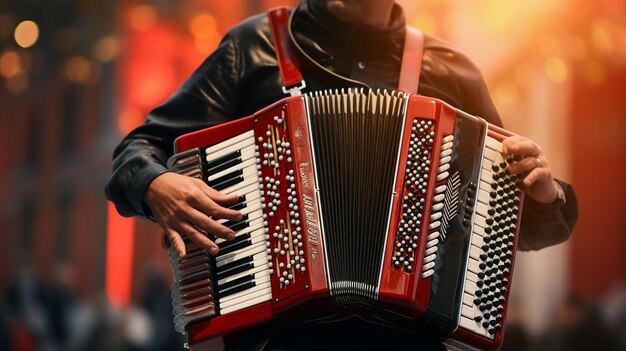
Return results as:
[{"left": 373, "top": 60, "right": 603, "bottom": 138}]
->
[{"left": 289, "top": 0, "right": 406, "bottom": 82}]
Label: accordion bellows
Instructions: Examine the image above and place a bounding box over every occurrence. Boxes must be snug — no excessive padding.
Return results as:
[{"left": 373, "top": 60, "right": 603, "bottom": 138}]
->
[{"left": 166, "top": 89, "right": 523, "bottom": 351}]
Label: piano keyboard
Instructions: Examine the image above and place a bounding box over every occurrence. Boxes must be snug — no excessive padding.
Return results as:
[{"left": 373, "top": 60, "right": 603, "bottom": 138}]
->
[
  {"left": 167, "top": 130, "right": 273, "bottom": 331},
  {"left": 459, "top": 136, "right": 521, "bottom": 338}
]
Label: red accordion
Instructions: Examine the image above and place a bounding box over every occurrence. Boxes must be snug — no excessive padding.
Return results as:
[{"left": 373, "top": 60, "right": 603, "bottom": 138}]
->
[{"left": 166, "top": 90, "right": 524, "bottom": 351}]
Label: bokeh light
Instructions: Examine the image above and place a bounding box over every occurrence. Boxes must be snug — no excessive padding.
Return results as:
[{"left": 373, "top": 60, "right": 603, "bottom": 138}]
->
[
  {"left": 545, "top": 57, "right": 568, "bottom": 83},
  {"left": 65, "top": 56, "right": 101, "bottom": 85},
  {"left": 0, "top": 51, "right": 21, "bottom": 78},
  {"left": 128, "top": 5, "right": 158, "bottom": 31},
  {"left": 93, "top": 35, "right": 121, "bottom": 62},
  {"left": 14, "top": 20, "right": 39, "bottom": 48}
]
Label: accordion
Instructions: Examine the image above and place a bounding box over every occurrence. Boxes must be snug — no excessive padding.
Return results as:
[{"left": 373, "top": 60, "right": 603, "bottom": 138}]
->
[{"left": 166, "top": 90, "right": 524, "bottom": 351}]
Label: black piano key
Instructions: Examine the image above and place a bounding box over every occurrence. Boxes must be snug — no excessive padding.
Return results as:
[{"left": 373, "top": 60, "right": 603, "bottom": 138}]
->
[
  {"left": 217, "top": 235, "right": 253, "bottom": 256},
  {"left": 217, "top": 280, "right": 256, "bottom": 299},
  {"left": 218, "top": 273, "right": 255, "bottom": 293},
  {"left": 207, "top": 155, "right": 244, "bottom": 178},
  {"left": 217, "top": 254, "right": 253, "bottom": 271},
  {"left": 213, "top": 175, "right": 245, "bottom": 191},
  {"left": 225, "top": 216, "right": 250, "bottom": 233},
  {"left": 217, "top": 261, "right": 254, "bottom": 282},
  {"left": 229, "top": 196, "right": 247, "bottom": 211},
  {"left": 206, "top": 150, "right": 241, "bottom": 172},
  {"left": 208, "top": 169, "right": 243, "bottom": 188}
]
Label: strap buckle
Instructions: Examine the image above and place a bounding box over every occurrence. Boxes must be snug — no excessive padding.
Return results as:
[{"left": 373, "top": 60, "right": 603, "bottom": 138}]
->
[{"left": 282, "top": 80, "right": 307, "bottom": 96}]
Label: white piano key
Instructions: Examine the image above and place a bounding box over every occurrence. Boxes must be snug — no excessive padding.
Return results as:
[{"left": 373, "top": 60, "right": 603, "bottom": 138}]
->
[
  {"left": 219, "top": 174, "right": 259, "bottom": 196},
  {"left": 230, "top": 183, "right": 263, "bottom": 201},
  {"left": 483, "top": 147, "right": 499, "bottom": 163},
  {"left": 440, "top": 148, "right": 453, "bottom": 158},
  {"left": 442, "top": 135, "right": 454, "bottom": 143},
  {"left": 462, "top": 304, "right": 476, "bottom": 320},
  {"left": 476, "top": 189, "right": 491, "bottom": 206},
  {"left": 217, "top": 257, "right": 269, "bottom": 286},
  {"left": 469, "top": 245, "right": 481, "bottom": 260},
  {"left": 474, "top": 214, "right": 487, "bottom": 229},
  {"left": 476, "top": 202, "right": 490, "bottom": 218},
  {"left": 205, "top": 130, "right": 255, "bottom": 157},
  {"left": 463, "top": 293, "right": 475, "bottom": 307},
  {"left": 480, "top": 169, "right": 495, "bottom": 184},
  {"left": 216, "top": 241, "right": 266, "bottom": 267},
  {"left": 464, "top": 280, "right": 477, "bottom": 295},
  {"left": 459, "top": 316, "right": 491, "bottom": 338},
  {"left": 466, "top": 270, "right": 479, "bottom": 283},
  {"left": 215, "top": 220, "right": 264, "bottom": 244},
  {"left": 467, "top": 258, "right": 481, "bottom": 275},
  {"left": 220, "top": 290, "right": 272, "bottom": 315},
  {"left": 433, "top": 194, "right": 445, "bottom": 203},
  {"left": 219, "top": 278, "right": 271, "bottom": 307},
  {"left": 208, "top": 163, "right": 258, "bottom": 185},
  {"left": 485, "top": 137, "right": 503, "bottom": 152}
]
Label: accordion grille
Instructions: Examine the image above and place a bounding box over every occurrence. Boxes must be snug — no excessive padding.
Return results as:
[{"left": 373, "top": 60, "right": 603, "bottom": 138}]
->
[{"left": 306, "top": 89, "right": 407, "bottom": 306}]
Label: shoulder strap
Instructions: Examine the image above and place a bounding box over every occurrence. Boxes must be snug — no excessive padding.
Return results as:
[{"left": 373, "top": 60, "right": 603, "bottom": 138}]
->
[
  {"left": 397, "top": 27, "right": 425, "bottom": 94},
  {"left": 269, "top": 7, "right": 424, "bottom": 96},
  {"left": 268, "top": 7, "right": 306, "bottom": 96}
]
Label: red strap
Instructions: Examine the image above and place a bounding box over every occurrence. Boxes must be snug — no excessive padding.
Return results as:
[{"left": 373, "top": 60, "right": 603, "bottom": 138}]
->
[
  {"left": 398, "top": 27, "right": 425, "bottom": 94},
  {"left": 268, "top": 7, "right": 304, "bottom": 91}
]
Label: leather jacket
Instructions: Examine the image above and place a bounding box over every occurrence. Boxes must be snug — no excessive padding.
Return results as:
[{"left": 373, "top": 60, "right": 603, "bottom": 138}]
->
[
  {"left": 105, "top": 1, "right": 578, "bottom": 349},
  {"left": 105, "top": 0, "right": 577, "bottom": 252}
]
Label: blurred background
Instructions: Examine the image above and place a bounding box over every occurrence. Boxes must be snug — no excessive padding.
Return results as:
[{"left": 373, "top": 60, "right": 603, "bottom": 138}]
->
[{"left": 0, "top": 0, "right": 625, "bottom": 350}]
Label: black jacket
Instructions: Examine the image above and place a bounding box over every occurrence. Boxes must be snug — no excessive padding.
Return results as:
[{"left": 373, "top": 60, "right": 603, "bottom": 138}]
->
[
  {"left": 105, "top": 0, "right": 577, "bottom": 252},
  {"left": 105, "top": 1, "right": 579, "bottom": 349}
]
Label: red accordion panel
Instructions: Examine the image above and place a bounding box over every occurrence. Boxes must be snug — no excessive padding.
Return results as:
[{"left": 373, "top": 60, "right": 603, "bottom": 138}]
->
[{"left": 168, "top": 92, "right": 523, "bottom": 351}]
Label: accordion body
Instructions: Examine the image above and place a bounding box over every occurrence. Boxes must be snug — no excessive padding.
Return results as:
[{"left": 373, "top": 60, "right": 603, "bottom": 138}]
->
[{"left": 166, "top": 90, "right": 524, "bottom": 351}]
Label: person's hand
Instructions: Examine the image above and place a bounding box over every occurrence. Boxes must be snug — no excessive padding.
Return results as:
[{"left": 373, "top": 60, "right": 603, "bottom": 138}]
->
[
  {"left": 144, "top": 172, "right": 243, "bottom": 257},
  {"left": 502, "top": 136, "right": 559, "bottom": 204}
]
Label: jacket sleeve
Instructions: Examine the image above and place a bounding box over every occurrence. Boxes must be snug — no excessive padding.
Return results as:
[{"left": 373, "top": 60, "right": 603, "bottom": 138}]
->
[
  {"left": 455, "top": 60, "right": 579, "bottom": 251},
  {"left": 105, "top": 33, "right": 241, "bottom": 218},
  {"left": 517, "top": 179, "right": 579, "bottom": 250}
]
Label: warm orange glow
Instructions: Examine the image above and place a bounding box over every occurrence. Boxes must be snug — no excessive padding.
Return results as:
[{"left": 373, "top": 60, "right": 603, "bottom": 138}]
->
[
  {"left": 128, "top": 4, "right": 158, "bottom": 31},
  {"left": 545, "top": 57, "right": 568, "bottom": 83},
  {"left": 0, "top": 51, "right": 21, "bottom": 78},
  {"left": 105, "top": 201, "right": 135, "bottom": 308},
  {"left": 14, "top": 20, "right": 39, "bottom": 48},
  {"left": 409, "top": 15, "right": 436, "bottom": 35},
  {"left": 566, "top": 36, "right": 588, "bottom": 62},
  {"left": 583, "top": 60, "right": 606, "bottom": 85},
  {"left": 591, "top": 18, "right": 614, "bottom": 57},
  {"left": 93, "top": 35, "right": 121, "bottom": 62},
  {"left": 189, "top": 13, "right": 217, "bottom": 39},
  {"left": 194, "top": 36, "right": 219, "bottom": 54},
  {"left": 512, "top": 64, "right": 536, "bottom": 90},
  {"left": 117, "top": 107, "right": 145, "bottom": 135},
  {"left": 65, "top": 56, "right": 90, "bottom": 81}
]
